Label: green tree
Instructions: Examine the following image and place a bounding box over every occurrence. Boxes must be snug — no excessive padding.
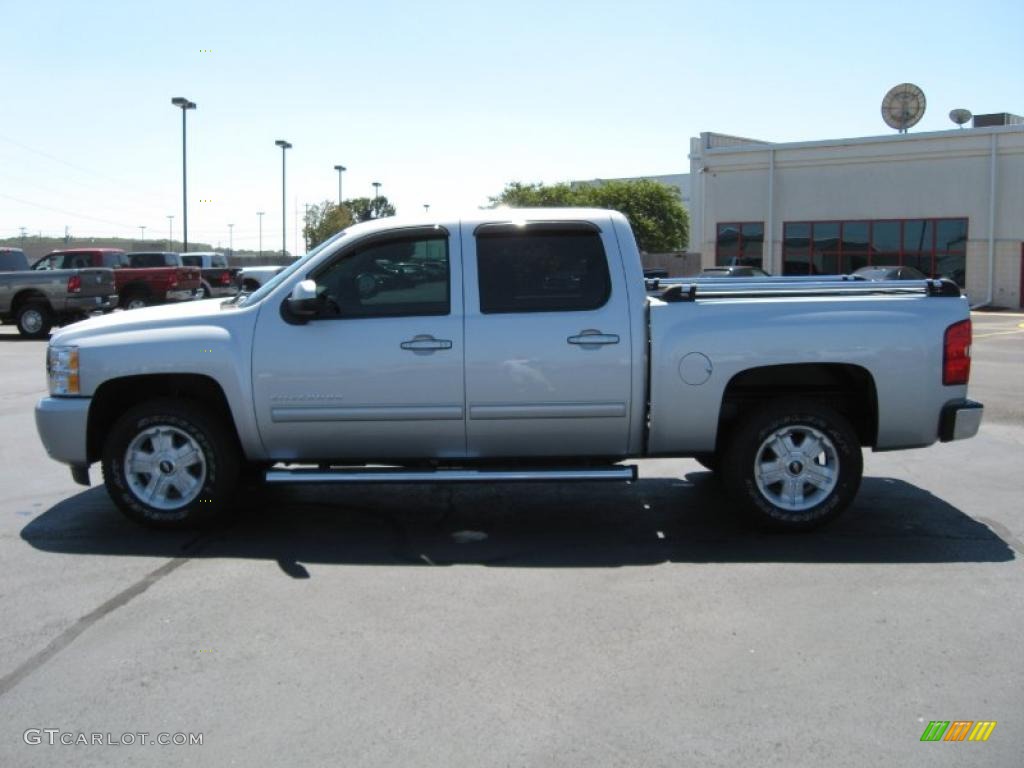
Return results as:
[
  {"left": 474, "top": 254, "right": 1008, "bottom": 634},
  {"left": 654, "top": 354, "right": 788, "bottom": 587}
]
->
[
  {"left": 488, "top": 181, "right": 577, "bottom": 207},
  {"left": 345, "top": 196, "right": 397, "bottom": 223},
  {"left": 303, "top": 201, "right": 354, "bottom": 250},
  {"left": 489, "top": 179, "right": 689, "bottom": 253}
]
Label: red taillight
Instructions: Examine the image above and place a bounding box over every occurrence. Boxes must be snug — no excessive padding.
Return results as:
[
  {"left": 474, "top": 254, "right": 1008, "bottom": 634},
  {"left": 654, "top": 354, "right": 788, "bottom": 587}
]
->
[
  {"left": 219, "top": 271, "right": 232, "bottom": 285},
  {"left": 168, "top": 275, "right": 178, "bottom": 289},
  {"left": 67, "top": 274, "right": 81, "bottom": 293},
  {"left": 943, "top": 319, "right": 972, "bottom": 386}
]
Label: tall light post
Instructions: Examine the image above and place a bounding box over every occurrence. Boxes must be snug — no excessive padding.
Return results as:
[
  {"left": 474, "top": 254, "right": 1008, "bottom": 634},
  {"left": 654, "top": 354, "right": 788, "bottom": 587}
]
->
[
  {"left": 170, "top": 97, "right": 197, "bottom": 251},
  {"left": 423, "top": 204, "right": 430, "bottom": 213},
  {"left": 257, "top": 211, "right": 264, "bottom": 258},
  {"left": 275, "top": 140, "right": 292, "bottom": 257},
  {"left": 334, "top": 165, "right": 346, "bottom": 205},
  {"left": 167, "top": 215, "right": 174, "bottom": 249},
  {"left": 372, "top": 181, "right": 382, "bottom": 200},
  {"left": 138, "top": 225, "right": 146, "bottom": 241},
  {"left": 228, "top": 223, "right": 234, "bottom": 255}
]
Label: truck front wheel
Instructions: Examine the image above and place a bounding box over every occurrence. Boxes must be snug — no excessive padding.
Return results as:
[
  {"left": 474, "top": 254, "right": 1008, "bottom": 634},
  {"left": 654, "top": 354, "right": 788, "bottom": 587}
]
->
[
  {"left": 101, "top": 399, "right": 239, "bottom": 528},
  {"left": 721, "top": 400, "right": 862, "bottom": 531}
]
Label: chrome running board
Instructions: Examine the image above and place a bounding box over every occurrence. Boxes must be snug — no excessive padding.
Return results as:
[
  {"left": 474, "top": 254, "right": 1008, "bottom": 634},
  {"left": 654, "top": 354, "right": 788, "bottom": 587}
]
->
[{"left": 265, "top": 465, "right": 638, "bottom": 484}]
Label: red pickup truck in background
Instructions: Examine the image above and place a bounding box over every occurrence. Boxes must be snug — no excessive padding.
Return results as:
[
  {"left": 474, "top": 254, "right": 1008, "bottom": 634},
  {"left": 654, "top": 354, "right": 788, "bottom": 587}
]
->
[{"left": 35, "top": 249, "right": 200, "bottom": 309}]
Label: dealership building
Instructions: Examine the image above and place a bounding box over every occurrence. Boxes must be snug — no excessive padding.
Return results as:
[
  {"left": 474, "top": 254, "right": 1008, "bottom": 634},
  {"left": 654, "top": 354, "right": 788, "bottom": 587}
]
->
[{"left": 686, "top": 120, "right": 1024, "bottom": 307}]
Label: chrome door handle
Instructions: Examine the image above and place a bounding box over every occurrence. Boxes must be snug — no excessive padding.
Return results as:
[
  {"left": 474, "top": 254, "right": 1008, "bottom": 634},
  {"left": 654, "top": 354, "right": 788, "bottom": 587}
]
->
[
  {"left": 567, "top": 331, "right": 620, "bottom": 346},
  {"left": 400, "top": 336, "right": 452, "bottom": 351}
]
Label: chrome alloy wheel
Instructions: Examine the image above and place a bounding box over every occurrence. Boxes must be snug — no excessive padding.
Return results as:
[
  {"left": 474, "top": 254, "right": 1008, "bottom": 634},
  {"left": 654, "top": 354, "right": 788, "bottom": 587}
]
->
[
  {"left": 124, "top": 426, "right": 207, "bottom": 510},
  {"left": 753, "top": 425, "right": 839, "bottom": 512}
]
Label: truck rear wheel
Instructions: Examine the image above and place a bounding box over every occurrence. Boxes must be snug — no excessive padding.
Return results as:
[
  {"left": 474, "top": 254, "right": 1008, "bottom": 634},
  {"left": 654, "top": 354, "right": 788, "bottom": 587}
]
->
[
  {"left": 16, "top": 301, "right": 53, "bottom": 339},
  {"left": 721, "top": 399, "right": 862, "bottom": 531},
  {"left": 101, "top": 399, "right": 240, "bottom": 528},
  {"left": 120, "top": 291, "right": 150, "bottom": 310}
]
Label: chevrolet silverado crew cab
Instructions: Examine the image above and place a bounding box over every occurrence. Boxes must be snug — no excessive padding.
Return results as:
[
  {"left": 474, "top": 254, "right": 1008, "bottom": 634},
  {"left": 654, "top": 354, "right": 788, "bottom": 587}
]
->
[{"left": 34, "top": 209, "right": 983, "bottom": 531}]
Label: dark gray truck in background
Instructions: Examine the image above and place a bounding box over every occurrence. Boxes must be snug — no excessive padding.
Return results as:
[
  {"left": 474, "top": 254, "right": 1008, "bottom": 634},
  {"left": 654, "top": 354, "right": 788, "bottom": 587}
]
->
[
  {"left": 127, "top": 251, "right": 241, "bottom": 299},
  {"left": 0, "top": 247, "right": 117, "bottom": 338}
]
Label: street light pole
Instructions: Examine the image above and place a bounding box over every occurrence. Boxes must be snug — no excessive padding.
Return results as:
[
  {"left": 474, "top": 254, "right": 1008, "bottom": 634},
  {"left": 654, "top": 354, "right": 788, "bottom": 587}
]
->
[
  {"left": 171, "top": 97, "right": 197, "bottom": 251},
  {"left": 275, "top": 140, "right": 292, "bottom": 257},
  {"left": 257, "top": 211, "right": 264, "bottom": 258},
  {"left": 423, "top": 204, "right": 430, "bottom": 213},
  {"left": 228, "top": 223, "right": 234, "bottom": 255},
  {"left": 372, "top": 181, "right": 382, "bottom": 200},
  {"left": 138, "top": 225, "right": 146, "bottom": 241},
  {"left": 167, "top": 215, "right": 174, "bottom": 249},
  {"left": 334, "top": 165, "right": 346, "bottom": 205}
]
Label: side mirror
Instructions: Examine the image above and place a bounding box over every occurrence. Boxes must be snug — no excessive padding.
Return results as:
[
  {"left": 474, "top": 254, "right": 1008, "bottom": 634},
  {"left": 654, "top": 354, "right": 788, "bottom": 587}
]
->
[{"left": 287, "top": 279, "right": 319, "bottom": 318}]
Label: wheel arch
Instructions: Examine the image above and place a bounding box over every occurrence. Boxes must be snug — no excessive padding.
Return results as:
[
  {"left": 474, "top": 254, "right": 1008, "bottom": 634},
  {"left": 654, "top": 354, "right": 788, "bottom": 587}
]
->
[
  {"left": 11, "top": 289, "right": 51, "bottom": 314},
  {"left": 717, "top": 363, "right": 878, "bottom": 450},
  {"left": 118, "top": 281, "right": 153, "bottom": 298},
  {"left": 87, "top": 374, "right": 241, "bottom": 463}
]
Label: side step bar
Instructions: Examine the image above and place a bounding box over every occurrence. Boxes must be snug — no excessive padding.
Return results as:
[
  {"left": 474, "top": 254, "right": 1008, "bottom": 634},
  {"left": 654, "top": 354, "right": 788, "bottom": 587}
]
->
[{"left": 265, "top": 465, "right": 638, "bottom": 484}]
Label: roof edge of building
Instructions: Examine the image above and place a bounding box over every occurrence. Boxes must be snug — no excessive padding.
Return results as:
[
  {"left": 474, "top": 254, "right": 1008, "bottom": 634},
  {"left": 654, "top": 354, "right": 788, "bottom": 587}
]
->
[{"left": 697, "top": 123, "right": 1024, "bottom": 155}]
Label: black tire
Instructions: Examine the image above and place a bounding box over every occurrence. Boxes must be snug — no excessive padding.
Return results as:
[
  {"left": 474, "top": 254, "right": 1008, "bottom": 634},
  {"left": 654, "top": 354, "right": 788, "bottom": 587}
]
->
[
  {"left": 197, "top": 283, "right": 211, "bottom": 299},
  {"left": 16, "top": 301, "right": 53, "bottom": 339},
  {"left": 242, "top": 279, "right": 260, "bottom": 292},
  {"left": 120, "top": 291, "right": 149, "bottom": 310},
  {"left": 102, "top": 399, "right": 240, "bottom": 528},
  {"left": 721, "top": 399, "right": 862, "bottom": 531},
  {"left": 693, "top": 452, "right": 718, "bottom": 472}
]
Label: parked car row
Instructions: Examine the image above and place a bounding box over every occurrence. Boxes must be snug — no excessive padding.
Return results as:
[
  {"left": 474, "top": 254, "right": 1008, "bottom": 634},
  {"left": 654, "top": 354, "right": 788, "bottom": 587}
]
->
[{"left": 1, "top": 246, "right": 288, "bottom": 338}]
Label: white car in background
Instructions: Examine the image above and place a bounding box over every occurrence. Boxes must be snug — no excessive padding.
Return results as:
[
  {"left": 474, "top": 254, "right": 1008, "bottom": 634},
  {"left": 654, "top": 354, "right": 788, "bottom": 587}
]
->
[{"left": 238, "top": 265, "right": 288, "bottom": 293}]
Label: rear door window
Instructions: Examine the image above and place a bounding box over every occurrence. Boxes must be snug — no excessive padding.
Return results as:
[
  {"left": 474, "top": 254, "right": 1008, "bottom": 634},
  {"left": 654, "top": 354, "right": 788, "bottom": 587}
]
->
[{"left": 476, "top": 230, "right": 611, "bottom": 314}]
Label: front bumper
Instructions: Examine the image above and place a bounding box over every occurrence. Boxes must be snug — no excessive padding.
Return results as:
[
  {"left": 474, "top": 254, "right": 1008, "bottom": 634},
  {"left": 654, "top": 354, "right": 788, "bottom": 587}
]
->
[
  {"left": 35, "top": 396, "right": 91, "bottom": 469},
  {"left": 939, "top": 399, "right": 984, "bottom": 442}
]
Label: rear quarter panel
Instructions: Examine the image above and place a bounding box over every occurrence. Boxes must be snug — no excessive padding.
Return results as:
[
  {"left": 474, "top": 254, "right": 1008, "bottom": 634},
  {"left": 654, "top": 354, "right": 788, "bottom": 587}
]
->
[{"left": 646, "top": 294, "right": 972, "bottom": 454}]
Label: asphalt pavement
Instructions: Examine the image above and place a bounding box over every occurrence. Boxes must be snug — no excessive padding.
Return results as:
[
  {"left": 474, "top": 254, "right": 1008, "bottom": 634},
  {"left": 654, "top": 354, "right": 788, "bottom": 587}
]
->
[{"left": 0, "top": 312, "right": 1021, "bottom": 767}]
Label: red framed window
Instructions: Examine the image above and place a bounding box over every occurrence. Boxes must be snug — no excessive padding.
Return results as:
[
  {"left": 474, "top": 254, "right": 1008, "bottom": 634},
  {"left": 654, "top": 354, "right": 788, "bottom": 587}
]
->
[
  {"left": 716, "top": 222, "right": 764, "bottom": 268},
  {"left": 782, "top": 218, "right": 967, "bottom": 285}
]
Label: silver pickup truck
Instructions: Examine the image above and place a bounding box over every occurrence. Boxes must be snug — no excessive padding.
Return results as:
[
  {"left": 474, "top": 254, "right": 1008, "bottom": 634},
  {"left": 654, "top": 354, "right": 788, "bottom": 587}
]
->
[
  {"left": 34, "top": 209, "right": 982, "bottom": 531},
  {"left": 0, "top": 247, "right": 117, "bottom": 338}
]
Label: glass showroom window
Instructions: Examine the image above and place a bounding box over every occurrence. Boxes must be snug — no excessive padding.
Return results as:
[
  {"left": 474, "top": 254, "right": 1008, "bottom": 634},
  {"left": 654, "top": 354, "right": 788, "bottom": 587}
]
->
[
  {"left": 716, "top": 222, "right": 763, "bottom": 268},
  {"left": 782, "top": 218, "right": 967, "bottom": 284}
]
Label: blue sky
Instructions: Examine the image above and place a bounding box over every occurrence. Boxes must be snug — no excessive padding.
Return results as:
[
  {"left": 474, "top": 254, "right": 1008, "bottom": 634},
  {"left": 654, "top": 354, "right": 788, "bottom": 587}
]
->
[{"left": 2, "top": 0, "right": 1022, "bottom": 252}]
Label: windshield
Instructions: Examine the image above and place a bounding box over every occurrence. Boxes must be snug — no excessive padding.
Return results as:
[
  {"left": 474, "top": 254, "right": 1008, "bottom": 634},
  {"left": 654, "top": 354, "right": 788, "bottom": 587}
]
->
[{"left": 235, "top": 231, "right": 349, "bottom": 307}]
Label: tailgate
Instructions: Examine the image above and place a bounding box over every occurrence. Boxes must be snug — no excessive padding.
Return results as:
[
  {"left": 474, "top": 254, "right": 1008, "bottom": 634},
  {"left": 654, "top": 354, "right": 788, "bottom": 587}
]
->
[
  {"left": 178, "top": 267, "right": 202, "bottom": 288},
  {"left": 76, "top": 268, "right": 116, "bottom": 297}
]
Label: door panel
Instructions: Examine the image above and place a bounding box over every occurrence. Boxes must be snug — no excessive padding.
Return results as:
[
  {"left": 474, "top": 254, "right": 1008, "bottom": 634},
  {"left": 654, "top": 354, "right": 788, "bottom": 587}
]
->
[
  {"left": 462, "top": 219, "right": 633, "bottom": 458},
  {"left": 251, "top": 230, "right": 465, "bottom": 461}
]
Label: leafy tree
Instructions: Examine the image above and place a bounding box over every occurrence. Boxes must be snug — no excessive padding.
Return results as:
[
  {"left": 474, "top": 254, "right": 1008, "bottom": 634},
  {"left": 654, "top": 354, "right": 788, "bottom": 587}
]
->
[
  {"left": 303, "top": 201, "right": 354, "bottom": 250},
  {"left": 489, "top": 179, "right": 689, "bottom": 253},
  {"left": 345, "top": 195, "right": 397, "bottom": 223},
  {"left": 489, "top": 181, "right": 576, "bottom": 207}
]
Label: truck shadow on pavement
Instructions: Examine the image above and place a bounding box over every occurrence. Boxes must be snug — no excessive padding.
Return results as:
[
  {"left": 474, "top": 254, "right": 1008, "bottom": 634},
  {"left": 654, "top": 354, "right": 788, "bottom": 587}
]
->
[{"left": 21, "top": 473, "right": 1017, "bottom": 576}]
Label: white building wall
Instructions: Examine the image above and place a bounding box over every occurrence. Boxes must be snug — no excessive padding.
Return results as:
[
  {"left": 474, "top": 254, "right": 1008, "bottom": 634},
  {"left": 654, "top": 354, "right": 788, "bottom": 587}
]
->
[{"left": 689, "top": 125, "right": 1024, "bottom": 307}]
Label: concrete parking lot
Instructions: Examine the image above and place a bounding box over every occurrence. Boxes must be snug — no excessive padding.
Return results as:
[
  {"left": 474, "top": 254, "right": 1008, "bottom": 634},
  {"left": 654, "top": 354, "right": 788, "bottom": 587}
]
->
[{"left": 0, "top": 312, "right": 1021, "bottom": 767}]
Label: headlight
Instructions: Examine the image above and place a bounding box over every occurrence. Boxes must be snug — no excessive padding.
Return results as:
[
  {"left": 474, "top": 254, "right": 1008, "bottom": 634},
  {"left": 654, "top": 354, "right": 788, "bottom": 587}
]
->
[{"left": 47, "top": 346, "right": 80, "bottom": 395}]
